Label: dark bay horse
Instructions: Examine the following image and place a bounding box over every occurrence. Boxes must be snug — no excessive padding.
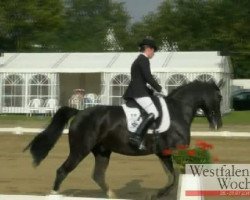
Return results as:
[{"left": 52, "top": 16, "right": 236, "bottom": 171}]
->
[{"left": 24, "top": 80, "right": 223, "bottom": 199}]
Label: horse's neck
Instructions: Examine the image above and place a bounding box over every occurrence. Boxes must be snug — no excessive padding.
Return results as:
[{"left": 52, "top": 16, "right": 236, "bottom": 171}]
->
[{"left": 170, "top": 91, "right": 203, "bottom": 125}]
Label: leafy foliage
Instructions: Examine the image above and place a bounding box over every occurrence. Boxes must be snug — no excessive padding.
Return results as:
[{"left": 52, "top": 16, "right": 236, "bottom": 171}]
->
[
  {"left": 0, "top": 0, "right": 64, "bottom": 51},
  {"left": 0, "top": 0, "right": 249, "bottom": 77},
  {"left": 57, "top": 0, "right": 129, "bottom": 51},
  {"left": 162, "top": 140, "right": 215, "bottom": 173},
  {"left": 132, "top": 0, "right": 250, "bottom": 77}
]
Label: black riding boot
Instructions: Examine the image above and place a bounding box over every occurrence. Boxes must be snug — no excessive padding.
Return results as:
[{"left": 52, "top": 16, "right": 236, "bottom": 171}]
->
[{"left": 129, "top": 113, "right": 155, "bottom": 149}]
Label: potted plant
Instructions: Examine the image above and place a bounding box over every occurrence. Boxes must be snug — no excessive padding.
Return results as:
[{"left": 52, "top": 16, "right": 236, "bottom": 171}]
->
[
  {"left": 162, "top": 140, "right": 218, "bottom": 173},
  {"left": 162, "top": 140, "right": 219, "bottom": 199}
]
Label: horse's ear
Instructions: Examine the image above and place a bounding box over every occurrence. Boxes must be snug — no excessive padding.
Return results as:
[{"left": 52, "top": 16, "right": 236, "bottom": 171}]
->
[
  {"left": 217, "top": 79, "right": 225, "bottom": 89},
  {"left": 207, "top": 79, "right": 215, "bottom": 84}
]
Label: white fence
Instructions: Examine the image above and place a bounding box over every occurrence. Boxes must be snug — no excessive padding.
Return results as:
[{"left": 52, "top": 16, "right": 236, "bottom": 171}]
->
[
  {"left": 0, "top": 195, "right": 128, "bottom": 200},
  {"left": 1, "top": 127, "right": 250, "bottom": 138}
]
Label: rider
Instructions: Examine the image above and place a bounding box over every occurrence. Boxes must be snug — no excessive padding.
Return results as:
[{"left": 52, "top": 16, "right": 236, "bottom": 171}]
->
[{"left": 123, "top": 37, "right": 168, "bottom": 149}]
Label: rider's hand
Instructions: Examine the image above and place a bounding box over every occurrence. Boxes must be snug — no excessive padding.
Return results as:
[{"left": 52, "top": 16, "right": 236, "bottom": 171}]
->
[{"left": 161, "top": 88, "right": 168, "bottom": 96}]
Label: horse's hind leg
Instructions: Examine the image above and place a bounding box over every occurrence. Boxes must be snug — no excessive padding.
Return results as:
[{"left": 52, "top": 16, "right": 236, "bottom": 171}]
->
[
  {"left": 53, "top": 152, "right": 88, "bottom": 192},
  {"left": 92, "top": 146, "right": 115, "bottom": 198}
]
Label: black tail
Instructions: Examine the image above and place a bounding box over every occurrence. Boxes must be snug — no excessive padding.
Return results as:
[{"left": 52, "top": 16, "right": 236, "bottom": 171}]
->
[{"left": 24, "top": 106, "right": 79, "bottom": 167}]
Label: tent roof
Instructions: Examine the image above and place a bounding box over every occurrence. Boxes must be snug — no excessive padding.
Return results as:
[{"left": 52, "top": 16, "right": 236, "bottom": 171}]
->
[{"left": 0, "top": 52, "right": 231, "bottom": 73}]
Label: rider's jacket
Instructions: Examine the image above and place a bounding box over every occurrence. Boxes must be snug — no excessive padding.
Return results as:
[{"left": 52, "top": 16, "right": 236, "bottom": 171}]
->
[{"left": 123, "top": 54, "right": 162, "bottom": 100}]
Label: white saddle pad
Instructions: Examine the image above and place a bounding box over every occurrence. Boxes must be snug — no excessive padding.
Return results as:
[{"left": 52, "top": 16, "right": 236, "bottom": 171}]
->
[{"left": 122, "top": 96, "right": 170, "bottom": 134}]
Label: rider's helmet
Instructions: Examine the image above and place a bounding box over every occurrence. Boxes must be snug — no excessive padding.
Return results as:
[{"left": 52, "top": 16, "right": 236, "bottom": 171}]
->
[{"left": 138, "top": 37, "right": 158, "bottom": 51}]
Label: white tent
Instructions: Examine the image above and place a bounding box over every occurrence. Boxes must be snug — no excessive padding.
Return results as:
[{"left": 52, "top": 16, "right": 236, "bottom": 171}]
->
[
  {"left": 0, "top": 52, "right": 232, "bottom": 113},
  {"left": 0, "top": 52, "right": 230, "bottom": 73}
]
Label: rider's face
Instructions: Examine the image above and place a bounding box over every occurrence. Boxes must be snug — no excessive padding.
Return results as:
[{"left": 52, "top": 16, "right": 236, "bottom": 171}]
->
[{"left": 144, "top": 47, "right": 155, "bottom": 59}]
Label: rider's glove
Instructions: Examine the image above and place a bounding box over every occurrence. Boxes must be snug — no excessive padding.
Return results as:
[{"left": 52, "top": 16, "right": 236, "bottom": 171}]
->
[{"left": 161, "top": 88, "right": 168, "bottom": 96}]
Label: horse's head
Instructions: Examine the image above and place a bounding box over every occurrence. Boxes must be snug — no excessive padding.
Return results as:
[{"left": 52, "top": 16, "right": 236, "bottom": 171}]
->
[{"left": 199, "top": 80, "right": 224, "bottom": 130}]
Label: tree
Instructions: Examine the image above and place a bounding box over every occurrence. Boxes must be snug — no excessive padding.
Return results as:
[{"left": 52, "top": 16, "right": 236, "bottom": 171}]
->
[
  {"left": 0, "top": 0, "right": 36, "bottom": 51},
  {"left": 31, "top": 0, "right": 65, "bottom": 51},
  {"left": 58, "top": 0, "right": 130, "bottom": 52},
  {"left": 159, "top": 36, "right": 178, "bottom": 51},
  {"left": 0, "top": 0, "right": 64, "bottom": 51},
  {"left": 135, "top": 0, "right": 250, "bottom": 77}
]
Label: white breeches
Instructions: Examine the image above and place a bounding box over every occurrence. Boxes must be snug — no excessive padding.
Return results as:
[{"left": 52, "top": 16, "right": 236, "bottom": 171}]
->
[{"left": 135, "top": 97, "right": 159, "bottom": 119}]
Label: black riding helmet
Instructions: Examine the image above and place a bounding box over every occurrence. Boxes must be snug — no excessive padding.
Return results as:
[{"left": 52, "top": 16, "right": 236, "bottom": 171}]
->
[{"left": 138, "top": 38, "right": 158, "bottom": 51}]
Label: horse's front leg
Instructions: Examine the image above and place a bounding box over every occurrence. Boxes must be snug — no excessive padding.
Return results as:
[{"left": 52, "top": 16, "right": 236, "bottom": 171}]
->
[
  {"left": 156, "top": 154, "right": 179, "bottom": 199},
  {"left": 92, "top": 147, "right": 116, "bottom": 199}
]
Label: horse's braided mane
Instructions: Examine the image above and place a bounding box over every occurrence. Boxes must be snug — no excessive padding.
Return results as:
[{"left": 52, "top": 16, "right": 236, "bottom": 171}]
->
[{"left": 167, "top": 80, "right": 216, "bottom": 98}]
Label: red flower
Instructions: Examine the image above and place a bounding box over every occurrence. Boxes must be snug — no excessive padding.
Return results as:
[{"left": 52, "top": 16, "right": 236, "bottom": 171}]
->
[
  {"left": 187, "top": 149, "right": 196, "bottom": 157},
  {"left": 162, "top": 148, "right": 173, "bottom": 156},
  {"left": 195, "top": 140, "right": 213, "bottom": 150}
]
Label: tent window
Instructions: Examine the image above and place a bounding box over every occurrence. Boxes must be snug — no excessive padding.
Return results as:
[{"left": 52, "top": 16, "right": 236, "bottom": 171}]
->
[
  {"left": 29, "top": 74, "right": 50, "bottom": 101},
  {"left": 196, "top": 74, "right": 215, "bottom": 82},
  {"left": 110, "top": 74, "right": 130, "bottom": 105},
  {"left": 166, "top": 74, "right": 189, "bottom": 94},
  {"left": 3, "top": 74, "right": 24, "bottom": 107}
]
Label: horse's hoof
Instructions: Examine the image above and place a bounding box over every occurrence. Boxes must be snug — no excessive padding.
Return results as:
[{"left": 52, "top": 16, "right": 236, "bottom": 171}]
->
[
  {"left": 107, "top": 189, "right": 117, "bottom": 199},
  {"left": 50, "top": 190, "right": 59, "bottom": 195},
  {"left": 46, "top": 192, "right": 62, "bottom": 200}
]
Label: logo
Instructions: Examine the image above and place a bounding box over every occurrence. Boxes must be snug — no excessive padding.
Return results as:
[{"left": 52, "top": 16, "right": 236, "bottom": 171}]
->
[{"left": 184, "top": 164, "right": 250, "bottom": 197}]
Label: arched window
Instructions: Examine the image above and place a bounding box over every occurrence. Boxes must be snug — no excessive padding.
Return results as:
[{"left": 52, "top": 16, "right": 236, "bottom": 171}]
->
[
  {"left": 196, "top": 74, "right": 215, "bottom": 82},
  {"left": 165, "top": 74, "right": 189, "bottom": 94},
  {"left": 3, "top": 75, "right": 24, "bottom": 107},
  {"left": 110, "top": 74, "right": 130, "bottom": 105},
  {"left": 29, "top": 74, "right": 50, "bottom": 100}
]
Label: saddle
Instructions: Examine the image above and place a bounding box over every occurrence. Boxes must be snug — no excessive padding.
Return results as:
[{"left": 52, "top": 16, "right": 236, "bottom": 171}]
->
[{"left": 122, "top": 95, "right": 170, "bottom": 134}]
